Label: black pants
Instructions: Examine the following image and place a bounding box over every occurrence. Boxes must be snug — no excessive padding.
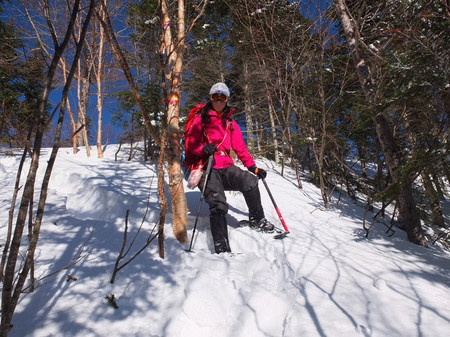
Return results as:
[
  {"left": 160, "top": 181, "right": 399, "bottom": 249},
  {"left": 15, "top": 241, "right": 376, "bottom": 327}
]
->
[
  {"left": 198, "top": 165, "right": 265, "bottom": 250},
  {"left": 199, "top": 165, "right": 265, "bottom": 219}
]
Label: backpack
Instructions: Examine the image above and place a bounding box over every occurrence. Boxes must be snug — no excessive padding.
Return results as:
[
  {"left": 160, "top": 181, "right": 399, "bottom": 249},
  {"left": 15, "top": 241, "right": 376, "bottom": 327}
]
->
[{"left": 181, "top": 103, "right": 206, "bottom": 177}]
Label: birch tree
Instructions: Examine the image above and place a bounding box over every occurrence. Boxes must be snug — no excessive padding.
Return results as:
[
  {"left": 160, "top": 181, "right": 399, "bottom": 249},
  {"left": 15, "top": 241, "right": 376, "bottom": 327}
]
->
[
  {"left": 95, "top": 3, "right": 106, "bottom": 158},
  {"left": 159, "top": 0, "right": 208, "bottom": 247}
]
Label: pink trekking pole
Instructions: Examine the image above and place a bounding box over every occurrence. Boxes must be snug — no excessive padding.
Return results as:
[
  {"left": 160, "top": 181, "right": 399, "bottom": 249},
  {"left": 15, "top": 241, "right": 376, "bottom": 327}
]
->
[{"left": 261, "top": 178, "right": 290, "bottom": 239}]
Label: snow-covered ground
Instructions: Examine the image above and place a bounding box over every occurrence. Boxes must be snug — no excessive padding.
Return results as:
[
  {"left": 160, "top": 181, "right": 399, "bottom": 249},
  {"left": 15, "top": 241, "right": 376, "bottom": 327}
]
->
[{"left": 0, "top": 145, "right": 449, "bottom": 337}]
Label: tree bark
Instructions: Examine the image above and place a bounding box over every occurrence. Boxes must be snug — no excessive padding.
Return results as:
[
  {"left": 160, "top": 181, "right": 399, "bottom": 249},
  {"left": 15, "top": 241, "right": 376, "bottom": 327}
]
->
[
  {"left": 160, "top": 0, "right": 188, "bottom": 244},
  {"left": 77, "top": 75, "right": 92, "bottom": 156},
  {"left": 243, "top": 61, "right": 255, "bottom": 150},
  {"left": 421, "top": 172, "right": 445, "bottom": 228},
  {"left": 95, "top": 4, "right": 106, "bottom": 158},
  {"left": 159, "top": 0, "right": 208, "bottom": 244},
  {"left": 267, "top": 100, "right": 279, "bottom": 163},
  {"left": 0, "top": 145, "right": 28, "bottom": 282}
]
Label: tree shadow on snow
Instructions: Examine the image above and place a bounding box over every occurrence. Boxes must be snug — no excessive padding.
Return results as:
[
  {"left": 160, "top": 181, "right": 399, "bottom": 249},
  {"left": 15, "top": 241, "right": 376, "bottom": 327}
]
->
[{"left": 10, "top": 187, "right": 184, "bottom": 336}]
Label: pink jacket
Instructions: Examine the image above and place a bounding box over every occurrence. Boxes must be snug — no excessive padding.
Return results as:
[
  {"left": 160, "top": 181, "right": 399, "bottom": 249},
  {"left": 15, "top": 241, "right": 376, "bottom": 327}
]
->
[{"left": 186, "top": 107, "right": 255, "bottom": 169}]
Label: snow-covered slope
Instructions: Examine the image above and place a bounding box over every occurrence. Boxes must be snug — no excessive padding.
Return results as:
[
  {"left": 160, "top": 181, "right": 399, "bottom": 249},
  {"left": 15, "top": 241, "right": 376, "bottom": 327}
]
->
[{"left": 0, "top": 145, "right": 449, "bottom": 337}]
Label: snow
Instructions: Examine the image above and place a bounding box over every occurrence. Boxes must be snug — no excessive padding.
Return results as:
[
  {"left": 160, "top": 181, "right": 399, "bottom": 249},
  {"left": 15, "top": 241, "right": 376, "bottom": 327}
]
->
[{"left": 1, "top": 145, "right": 449, "bottom": 337}]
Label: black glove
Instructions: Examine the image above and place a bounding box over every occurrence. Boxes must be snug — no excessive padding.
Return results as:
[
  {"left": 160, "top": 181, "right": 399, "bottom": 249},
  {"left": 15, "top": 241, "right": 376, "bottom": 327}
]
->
[
  {"left": 248, "top": 165, "right": 267, "bottom": 179},
  {"left": 202, "top": 143, "right": 218, "bottom": 156}
]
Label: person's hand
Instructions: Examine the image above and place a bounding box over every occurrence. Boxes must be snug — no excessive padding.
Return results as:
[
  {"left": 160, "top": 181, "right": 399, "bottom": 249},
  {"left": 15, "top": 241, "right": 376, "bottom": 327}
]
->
[
  {"left": 248, "top": 165, "right": 267, "bottom": 179},
  {"left": 202, "top": 143, "right": 217, "bottom": 156}
]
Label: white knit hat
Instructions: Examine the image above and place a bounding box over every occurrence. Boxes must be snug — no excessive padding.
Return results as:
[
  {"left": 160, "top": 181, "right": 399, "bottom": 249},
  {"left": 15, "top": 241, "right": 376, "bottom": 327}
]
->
[{"left": 209, "top": 82, "right": 230, "bottom": 97}]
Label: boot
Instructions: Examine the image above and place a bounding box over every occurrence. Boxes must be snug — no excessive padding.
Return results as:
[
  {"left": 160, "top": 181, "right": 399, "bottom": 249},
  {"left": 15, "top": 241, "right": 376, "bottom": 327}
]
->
[
  {"left": 214, "top": 241, "right": 230, "bottom": 254},
  {"left": 248, "top": 217, "right": 275, "bottom": 233},
  {"left": 256, "top": 218, "right": 275, "bottom": 233},
  {"left": 210, "top": 212, "right": 231, "bottom": 254}
]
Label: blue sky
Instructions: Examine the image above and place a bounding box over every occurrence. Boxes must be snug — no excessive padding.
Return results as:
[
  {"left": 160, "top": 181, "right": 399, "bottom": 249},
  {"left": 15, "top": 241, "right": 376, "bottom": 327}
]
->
[{"left": 2, "top": 0, "right": 335, "bottom": 145}]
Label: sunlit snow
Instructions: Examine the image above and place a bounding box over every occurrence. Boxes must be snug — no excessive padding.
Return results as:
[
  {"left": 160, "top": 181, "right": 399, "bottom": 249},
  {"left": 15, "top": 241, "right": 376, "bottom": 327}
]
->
[{"left": 0, "top": 145, "right": 449, "bottom": 337}]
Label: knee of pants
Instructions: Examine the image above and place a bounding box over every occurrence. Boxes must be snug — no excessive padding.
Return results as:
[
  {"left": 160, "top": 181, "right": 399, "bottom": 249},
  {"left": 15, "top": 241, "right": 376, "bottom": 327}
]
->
[
  {"left": 205, "top": 193, "right": 228, "bottom": 215},
  {"left": 222, "top": 165, "right": 258, "bottom": 193},
  {"left": 242, "top": 176, "right": 260, "bottom": 196},
  {"left": 210, "top": 203, "right": 228, "bottom": 215},
  {"left": 242, "top": 172, "right": 259, "bottom": 193}
]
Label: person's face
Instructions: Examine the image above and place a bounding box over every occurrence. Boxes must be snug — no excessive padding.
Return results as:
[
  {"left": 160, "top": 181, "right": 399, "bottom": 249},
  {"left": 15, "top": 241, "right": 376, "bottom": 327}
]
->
[{"left": 211, "top": 93, "right": 228, "bottom": 113}]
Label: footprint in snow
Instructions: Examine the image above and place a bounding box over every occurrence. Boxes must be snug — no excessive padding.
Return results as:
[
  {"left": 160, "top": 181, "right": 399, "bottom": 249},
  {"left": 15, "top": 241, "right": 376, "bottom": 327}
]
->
[{"left": 373, "top": 278, "right": 387, "bottom": 291}]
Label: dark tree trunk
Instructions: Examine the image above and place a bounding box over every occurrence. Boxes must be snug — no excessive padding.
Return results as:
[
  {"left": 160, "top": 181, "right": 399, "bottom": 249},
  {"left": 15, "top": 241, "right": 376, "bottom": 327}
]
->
[
  {"left": 335, "top": 0, "right": 426, "bottom": 246},
  {"left": 0, "top": 1, "right": 97, "bottom": 335}
]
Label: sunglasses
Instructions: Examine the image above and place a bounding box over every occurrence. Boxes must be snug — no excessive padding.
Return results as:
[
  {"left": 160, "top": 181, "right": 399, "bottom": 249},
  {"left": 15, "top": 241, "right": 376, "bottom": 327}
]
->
[{"left": 211, "top": 93, "right": 228, "bottom": 102}]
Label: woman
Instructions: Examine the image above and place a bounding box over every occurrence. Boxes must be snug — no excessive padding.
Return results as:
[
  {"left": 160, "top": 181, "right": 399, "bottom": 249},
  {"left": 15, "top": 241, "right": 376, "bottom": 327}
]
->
[{"left": 185, "top": 82, "right": 275, "bottom": 254}]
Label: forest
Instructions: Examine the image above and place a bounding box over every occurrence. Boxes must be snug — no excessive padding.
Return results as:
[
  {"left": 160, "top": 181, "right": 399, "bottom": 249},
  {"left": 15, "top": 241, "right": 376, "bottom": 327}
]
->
[{"left": 0, "top": 1, "right": 448, "bottom": 335}]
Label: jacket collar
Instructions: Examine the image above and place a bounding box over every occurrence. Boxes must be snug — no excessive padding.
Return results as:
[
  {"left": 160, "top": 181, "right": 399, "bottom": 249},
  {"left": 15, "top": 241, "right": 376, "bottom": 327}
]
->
[{"left": 208, "top": 106, "right": 236, "bottom": 119}]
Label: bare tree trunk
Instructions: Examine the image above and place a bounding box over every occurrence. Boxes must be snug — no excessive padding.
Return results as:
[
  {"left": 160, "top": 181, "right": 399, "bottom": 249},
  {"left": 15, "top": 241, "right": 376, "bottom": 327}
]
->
[
  {"left": 431, "top": 173, "right": 445, "bottom": 200},
  {"left": 160, "top": 0, "right": 188, "bottom": 244},
  {"left": 256, "top": 120, "right": 263, "bottom": 152},
  {"left": 310, "top": 126, "right": 328, "bottom": 208},
  {"left": 59, "top": 60, "right": 79, "bottom": 154},
  {"left": 316, "top": 46, "right": 330, "bottom": 206},
  {"left": 95, "top": 4, "right": 106, "bottom": 159},
  {"left": 0, "top": 99, "right": 6, "bottom": 138},
  {"left": 282, "top": 89, "right": 302, "bottom": 188},
  {"left": 97, "top": 0, "right": 160, "bottom": 143},
  {"left": 157, "top": 133, "right": 168, "bottom": 258},
  {"left": 285, "top": 124, "right": 303, "bottom": 189},
  {"left": 78, "top": 75, "right": 91, "bottom": 156},
  {"left": 67, "top": 99, "right": 78, "bottom": 154},
  {"left": 374, "top": 115, "right": 426, "bottom": 244},
  {"left": 335, "top": 0, "right": 426, "bottom": 245},
  {"left": 267, "top": 102, "right": 279, "bottom": 163},
  {"left": 421, "top": 172, "right": 445, "bottom": 228},
  {"left": 243, "top": 61, "right": 255, "bottom": 150},
  {"left": 1, "top": 1, "right": 96, "bottom": 335},
  {"left": 357, "top": 145, "right": 368, "bottom": 178},
  {"left": 76, "top": 61, "right": 84, "bottom": 148},
  {"left": 19, "top": 0, "right": 80, "bottom": 155},
  {"left": 0, "top": 144, "right": 28, "bottom": 282},
  {"left": 75, "top": 12, "right": 94, "bottom": 158},
  {"left": 160, "top": 0, "right": 208, "bottom": 244}
]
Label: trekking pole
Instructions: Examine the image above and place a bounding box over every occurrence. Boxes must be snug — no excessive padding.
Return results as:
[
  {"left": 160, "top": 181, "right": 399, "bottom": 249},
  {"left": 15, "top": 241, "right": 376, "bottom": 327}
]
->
[
  {"left": 185, "top": 155, "right": 214, "bottom": 252},
  {"left": 261, "top": 178, "right": 290, "bottom": 239}
]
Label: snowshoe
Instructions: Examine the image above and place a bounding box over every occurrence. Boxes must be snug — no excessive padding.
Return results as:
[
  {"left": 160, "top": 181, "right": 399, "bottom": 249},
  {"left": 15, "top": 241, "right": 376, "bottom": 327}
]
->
[{"left": 248, "top": 217, "right": 275, "bottom": 233}]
